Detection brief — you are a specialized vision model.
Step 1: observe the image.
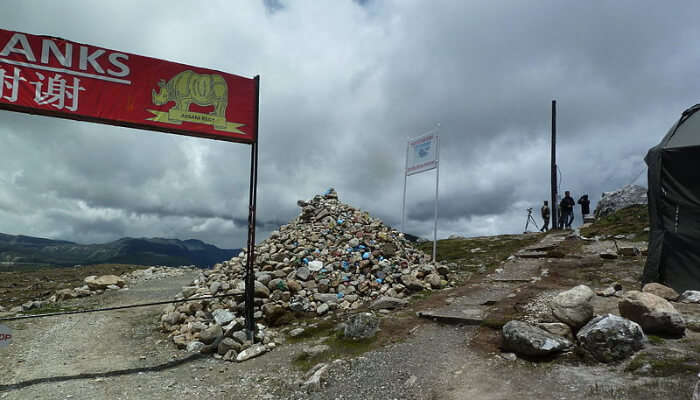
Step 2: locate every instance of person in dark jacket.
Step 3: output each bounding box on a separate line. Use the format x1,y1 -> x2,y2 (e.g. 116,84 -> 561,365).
578,194 -> 591,220
540,200 -> 550,232
559,191 -> 575,229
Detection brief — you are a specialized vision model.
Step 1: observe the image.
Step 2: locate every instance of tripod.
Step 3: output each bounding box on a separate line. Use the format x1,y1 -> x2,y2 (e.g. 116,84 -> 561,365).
524,208 -> 539,232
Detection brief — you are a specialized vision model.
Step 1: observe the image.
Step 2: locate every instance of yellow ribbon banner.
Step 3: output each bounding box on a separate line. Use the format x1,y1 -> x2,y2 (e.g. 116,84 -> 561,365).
147,109 -> 245,134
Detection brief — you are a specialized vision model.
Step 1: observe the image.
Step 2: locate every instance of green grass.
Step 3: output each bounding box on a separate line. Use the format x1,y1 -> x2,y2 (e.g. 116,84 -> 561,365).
581,205 -> 649,240
292,335 -> 377,371
626,352 -> 700,376
21,304 -> 80,315
417,234 -> 541,276
287,318 -> 380,371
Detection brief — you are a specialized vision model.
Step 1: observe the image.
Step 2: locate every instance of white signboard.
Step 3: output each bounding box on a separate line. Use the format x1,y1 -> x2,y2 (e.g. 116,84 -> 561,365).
406,133 -> 437,176
0,324 -> 12,347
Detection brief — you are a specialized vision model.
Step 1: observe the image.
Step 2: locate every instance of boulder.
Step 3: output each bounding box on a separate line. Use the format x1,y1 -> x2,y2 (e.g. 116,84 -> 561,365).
296,266 -> 310,281
186,341 -> 205,352
344,312 -> 379,339
502,320 -> 573,357
619,291 -> 685,336
369,296 -> 408,310
576,314 -> 645,363
642,283 -> 679,301
262,303 -> 286,325
678,290 -> 700,304
212,309 -> 235,326
199,325 -> 223,345
550,285 -> 595,329
236,344 -> 267,362
400,274 -> 424,291
217,337 -> 241,355
594,185 -> 648,218
254,281 -> 270,298
84,275 -> 125,290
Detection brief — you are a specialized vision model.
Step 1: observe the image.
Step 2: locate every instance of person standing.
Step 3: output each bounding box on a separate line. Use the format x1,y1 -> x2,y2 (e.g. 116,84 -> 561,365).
540,200 -> 550,232
578,194 -> 591,220
559,191 -> 575,229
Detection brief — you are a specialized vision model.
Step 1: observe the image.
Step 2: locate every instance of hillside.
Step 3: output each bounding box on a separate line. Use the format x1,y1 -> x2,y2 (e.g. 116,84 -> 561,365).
0,233 -> 241,268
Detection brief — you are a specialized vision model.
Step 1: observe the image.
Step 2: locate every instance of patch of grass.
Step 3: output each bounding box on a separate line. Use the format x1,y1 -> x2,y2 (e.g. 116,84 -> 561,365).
292,335 -> 377,371
647,335 -> 665,345
285,319 -> 338,343
21,304 -> 80,315
287,317 -> 382,372
417,234 -> 541,275
626,352 -> 700,377
581,205 -> 649,240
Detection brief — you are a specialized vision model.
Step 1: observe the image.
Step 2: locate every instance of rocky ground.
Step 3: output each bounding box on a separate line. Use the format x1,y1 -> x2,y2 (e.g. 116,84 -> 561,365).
1,201 -> 699,399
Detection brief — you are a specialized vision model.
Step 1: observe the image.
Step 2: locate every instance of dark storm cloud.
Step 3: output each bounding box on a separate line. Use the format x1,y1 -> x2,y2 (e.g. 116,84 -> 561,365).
0,1 -> 698,247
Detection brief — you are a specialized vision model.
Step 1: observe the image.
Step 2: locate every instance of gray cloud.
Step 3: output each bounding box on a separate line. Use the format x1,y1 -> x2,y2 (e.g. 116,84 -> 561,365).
0,1 -> 695,248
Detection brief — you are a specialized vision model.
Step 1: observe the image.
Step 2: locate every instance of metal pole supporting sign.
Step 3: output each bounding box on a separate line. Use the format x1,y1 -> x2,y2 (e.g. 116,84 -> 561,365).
244,76 -> 260,341
402,124 -> 440,262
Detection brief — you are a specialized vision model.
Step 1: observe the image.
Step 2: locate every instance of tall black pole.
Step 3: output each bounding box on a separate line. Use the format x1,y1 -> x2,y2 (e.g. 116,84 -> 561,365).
245,75 -> 260,341
551,100 -> 558,230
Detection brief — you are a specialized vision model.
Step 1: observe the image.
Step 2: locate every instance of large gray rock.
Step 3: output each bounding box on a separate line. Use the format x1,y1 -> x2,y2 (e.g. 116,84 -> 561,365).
576,314 -> 645,363
369,296 -> 408,310
594,184 -> 648,218
199,325 -> 223,345
212,309 -> 235,326
254,281 -> 270,298
296,266 -> 310,281
642,283 -> 679,301
550,285 -> 595,329
400,274 -> 424,291
236,344 -> 267,362
186,341 -> 205,352
344,312 -> 379,339
502,320 -> 573,357
679,290 -> 700,304
618,291 -> 685,336
84,275 -> 125,290
217,337 -> 241,355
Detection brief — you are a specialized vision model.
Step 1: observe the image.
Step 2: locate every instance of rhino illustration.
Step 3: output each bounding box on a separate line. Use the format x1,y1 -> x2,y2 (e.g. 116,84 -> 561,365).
152,70 -> 228,118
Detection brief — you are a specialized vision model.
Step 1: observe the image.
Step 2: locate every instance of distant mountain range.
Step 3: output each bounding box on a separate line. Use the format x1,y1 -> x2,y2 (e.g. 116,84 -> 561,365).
0,233 -> 241,268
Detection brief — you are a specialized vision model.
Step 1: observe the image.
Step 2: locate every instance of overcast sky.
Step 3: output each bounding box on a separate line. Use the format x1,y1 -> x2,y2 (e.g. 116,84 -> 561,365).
0,1 -> 697,249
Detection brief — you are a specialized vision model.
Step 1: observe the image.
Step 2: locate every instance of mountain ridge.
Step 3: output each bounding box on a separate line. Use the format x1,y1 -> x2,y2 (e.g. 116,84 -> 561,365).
0,233 -> 241,268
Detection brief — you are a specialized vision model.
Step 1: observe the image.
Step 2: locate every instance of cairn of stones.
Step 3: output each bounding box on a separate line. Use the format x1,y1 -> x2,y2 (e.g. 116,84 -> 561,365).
160,189 -> 450,360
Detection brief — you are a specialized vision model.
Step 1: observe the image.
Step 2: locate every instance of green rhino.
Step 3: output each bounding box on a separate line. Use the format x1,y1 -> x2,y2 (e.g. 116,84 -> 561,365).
152,70 -> 228,118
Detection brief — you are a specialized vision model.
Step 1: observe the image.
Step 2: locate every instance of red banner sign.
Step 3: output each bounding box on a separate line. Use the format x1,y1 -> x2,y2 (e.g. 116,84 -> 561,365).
0,29 -> 257,143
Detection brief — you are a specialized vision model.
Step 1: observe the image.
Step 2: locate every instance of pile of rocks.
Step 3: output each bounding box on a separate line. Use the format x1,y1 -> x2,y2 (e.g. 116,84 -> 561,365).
160,189 -> 451,361
594,184 -> 648,218
503,283 -> 690,363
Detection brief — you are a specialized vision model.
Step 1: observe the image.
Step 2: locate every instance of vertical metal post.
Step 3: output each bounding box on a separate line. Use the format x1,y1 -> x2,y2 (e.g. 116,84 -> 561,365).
401,140 -> 409,233
551,100 -> 557,231
432,134 -> 440,263
244,75 -> 260,341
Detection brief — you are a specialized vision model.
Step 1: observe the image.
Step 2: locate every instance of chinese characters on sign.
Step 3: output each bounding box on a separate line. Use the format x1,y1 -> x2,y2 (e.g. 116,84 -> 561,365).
0,67 -> 85,111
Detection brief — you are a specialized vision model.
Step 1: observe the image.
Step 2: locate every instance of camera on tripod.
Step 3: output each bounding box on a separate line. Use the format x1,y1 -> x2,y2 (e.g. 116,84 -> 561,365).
524,207 -> 538,232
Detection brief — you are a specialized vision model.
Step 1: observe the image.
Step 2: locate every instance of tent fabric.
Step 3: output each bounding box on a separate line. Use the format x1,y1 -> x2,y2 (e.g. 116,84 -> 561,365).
643,104 -> 700,292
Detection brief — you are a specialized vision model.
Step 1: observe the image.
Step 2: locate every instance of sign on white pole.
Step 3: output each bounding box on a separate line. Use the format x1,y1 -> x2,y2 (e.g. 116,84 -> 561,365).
0,324 -> 12,347
406,133 -> 437,176
401,127 -> 440,263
